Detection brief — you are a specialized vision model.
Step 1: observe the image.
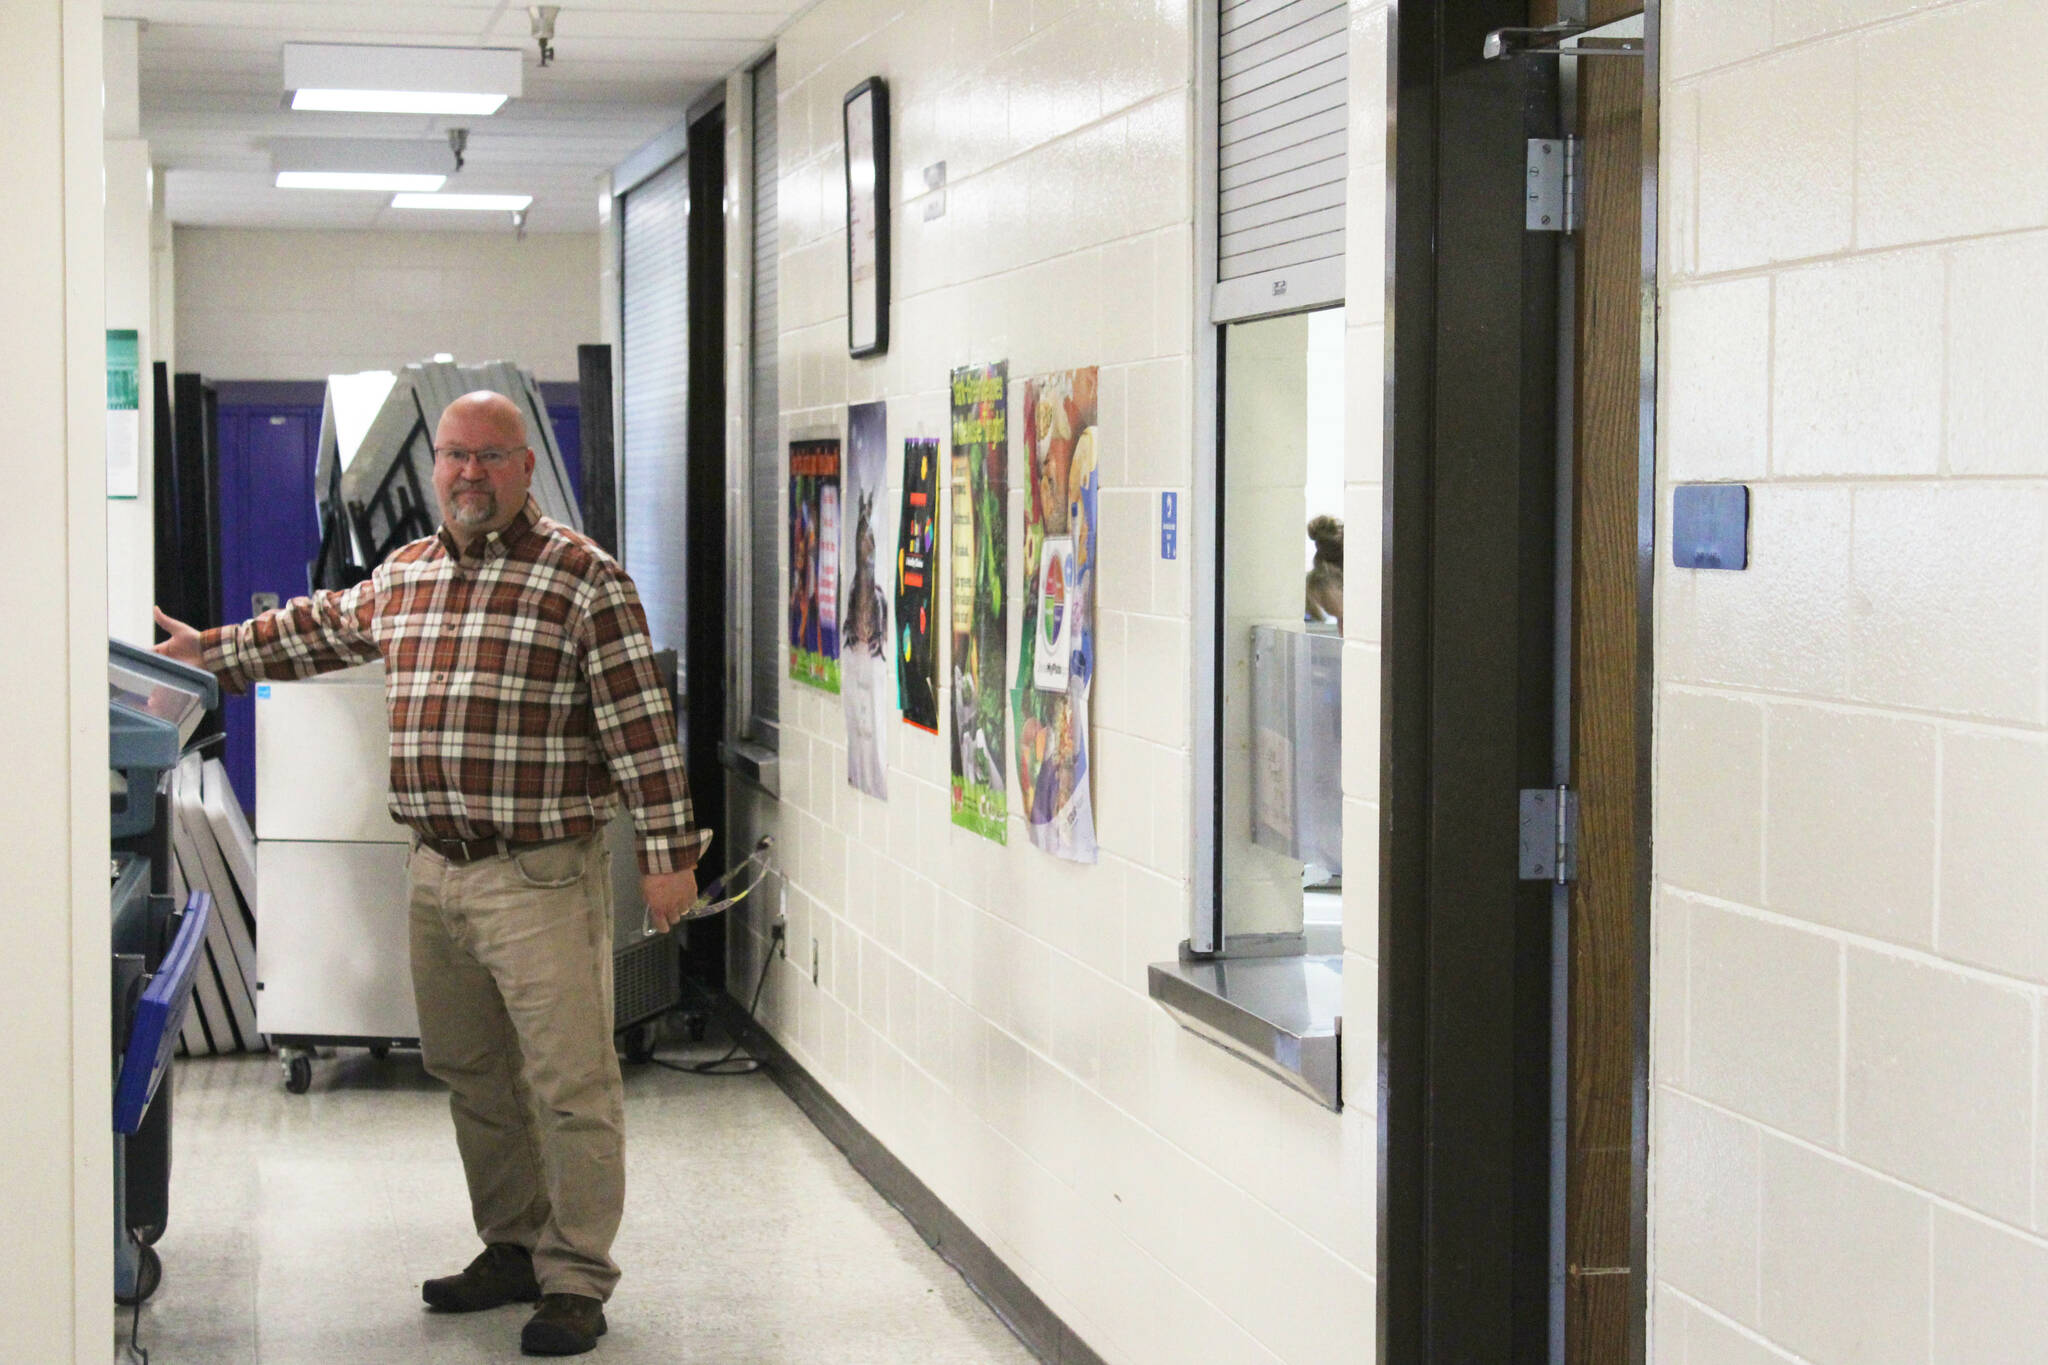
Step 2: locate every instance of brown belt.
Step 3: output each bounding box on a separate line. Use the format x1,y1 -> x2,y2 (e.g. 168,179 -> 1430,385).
416,833 -> 558,865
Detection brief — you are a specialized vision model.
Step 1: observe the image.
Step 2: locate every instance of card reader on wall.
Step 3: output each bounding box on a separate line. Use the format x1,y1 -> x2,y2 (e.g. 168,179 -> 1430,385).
1672,483 -> 1749,570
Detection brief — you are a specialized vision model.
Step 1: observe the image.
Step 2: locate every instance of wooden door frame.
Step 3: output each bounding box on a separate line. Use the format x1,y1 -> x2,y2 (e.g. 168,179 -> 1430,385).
1377,2 -> 1660,1360
1561,14 -> 1654,1359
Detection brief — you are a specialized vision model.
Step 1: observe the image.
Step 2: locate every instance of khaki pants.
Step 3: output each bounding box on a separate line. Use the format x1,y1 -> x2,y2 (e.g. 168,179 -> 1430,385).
407,832 -> 624,1301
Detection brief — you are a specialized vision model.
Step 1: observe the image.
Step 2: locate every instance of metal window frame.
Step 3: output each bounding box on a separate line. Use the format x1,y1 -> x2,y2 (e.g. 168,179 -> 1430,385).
1191,0 -> 1224,955
1194,0 -> 1355,958
722,53 -> 783,793
726,66 -> 756,751
1628,8 -> 1663,1357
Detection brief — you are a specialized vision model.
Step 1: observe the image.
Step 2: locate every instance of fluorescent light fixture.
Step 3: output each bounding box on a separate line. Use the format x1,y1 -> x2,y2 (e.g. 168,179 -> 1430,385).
391,192 -> 534,211
283,44 -> 522,116
271,140 -> 451,191
277,171 -> 448,192
292,89 -> 507,115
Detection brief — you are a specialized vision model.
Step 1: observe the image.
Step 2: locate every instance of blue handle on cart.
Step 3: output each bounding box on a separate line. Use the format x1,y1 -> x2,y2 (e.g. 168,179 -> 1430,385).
113,891 -> 211,1135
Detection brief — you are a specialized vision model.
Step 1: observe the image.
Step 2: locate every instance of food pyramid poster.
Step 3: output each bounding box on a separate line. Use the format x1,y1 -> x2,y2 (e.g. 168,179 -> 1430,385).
1011,367 -> 1099,863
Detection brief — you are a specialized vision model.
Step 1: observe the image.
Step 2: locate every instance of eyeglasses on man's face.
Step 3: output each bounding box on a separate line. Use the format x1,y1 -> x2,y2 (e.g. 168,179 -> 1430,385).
433,446 -> 525,469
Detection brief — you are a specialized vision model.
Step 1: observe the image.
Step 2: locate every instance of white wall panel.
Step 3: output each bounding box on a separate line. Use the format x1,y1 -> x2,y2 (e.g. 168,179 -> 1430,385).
175,228 -> 599,382
1655,2 -> 2048,1359
692,2 -> 1392,1361
1,0 -> 112,1355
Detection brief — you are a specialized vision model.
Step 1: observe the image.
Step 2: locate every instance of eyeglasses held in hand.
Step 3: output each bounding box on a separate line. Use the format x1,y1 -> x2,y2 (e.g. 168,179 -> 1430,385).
646,835 -> 776,934
432,446 -> 524,468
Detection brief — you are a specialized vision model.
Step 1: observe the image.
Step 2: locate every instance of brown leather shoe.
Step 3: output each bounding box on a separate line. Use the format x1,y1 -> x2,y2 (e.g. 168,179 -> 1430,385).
421,1243 -> 541,1312
521,1292 -> 608,1356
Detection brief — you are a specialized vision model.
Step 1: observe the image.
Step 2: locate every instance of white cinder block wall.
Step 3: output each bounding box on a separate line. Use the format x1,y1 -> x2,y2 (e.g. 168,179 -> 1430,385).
1654,1 -> 2048,1361
716,2 -> 1386,1361
4,2 -> 111,1356
175,228 -> 599,381
1341,1 -> 1388,1089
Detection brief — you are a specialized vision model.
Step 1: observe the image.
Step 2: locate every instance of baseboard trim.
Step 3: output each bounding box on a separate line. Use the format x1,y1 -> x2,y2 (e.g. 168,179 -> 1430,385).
705,994 -> 1109,1365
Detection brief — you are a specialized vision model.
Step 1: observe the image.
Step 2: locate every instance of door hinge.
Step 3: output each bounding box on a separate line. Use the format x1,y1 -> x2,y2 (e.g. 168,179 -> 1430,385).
1519,786 -> 1578,884
1525,137 -> 1581,235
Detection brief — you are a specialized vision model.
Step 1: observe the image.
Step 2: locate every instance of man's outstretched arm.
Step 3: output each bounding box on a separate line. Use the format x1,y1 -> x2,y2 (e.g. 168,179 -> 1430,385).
155,580 -> 380,693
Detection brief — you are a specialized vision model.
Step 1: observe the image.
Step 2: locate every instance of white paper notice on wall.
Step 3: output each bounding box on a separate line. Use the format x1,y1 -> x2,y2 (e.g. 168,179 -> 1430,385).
107,328 -> 140,499
1032,535 -> 1076,692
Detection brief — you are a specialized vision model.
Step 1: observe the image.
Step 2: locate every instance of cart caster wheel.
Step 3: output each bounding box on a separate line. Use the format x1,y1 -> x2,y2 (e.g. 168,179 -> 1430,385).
623,1024 -> 654,1064
284,1054 -> 312,1094
368,1042 -> 390,1060
685,1014 -> 709,1043
116,1244 -> 161,1307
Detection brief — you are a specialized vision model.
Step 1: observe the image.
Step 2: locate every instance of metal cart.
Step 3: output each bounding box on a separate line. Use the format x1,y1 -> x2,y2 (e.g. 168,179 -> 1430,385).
254,664 -> 695,1093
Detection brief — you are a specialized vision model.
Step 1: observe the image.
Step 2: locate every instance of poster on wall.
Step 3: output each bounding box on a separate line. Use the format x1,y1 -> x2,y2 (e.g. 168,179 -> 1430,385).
895,436 -> 941,733
948,362 -> 1008,843
107,329 -> 140,499
788,436 -> 842,692
841,400 -> 891,798
1011,368 -> 1100,863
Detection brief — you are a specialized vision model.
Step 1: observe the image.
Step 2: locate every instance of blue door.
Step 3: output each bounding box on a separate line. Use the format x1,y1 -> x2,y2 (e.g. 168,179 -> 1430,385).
216,403 -> 322,817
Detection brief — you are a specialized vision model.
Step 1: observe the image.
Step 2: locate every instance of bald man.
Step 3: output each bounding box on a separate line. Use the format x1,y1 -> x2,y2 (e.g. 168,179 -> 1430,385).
156,390 -> 706,1356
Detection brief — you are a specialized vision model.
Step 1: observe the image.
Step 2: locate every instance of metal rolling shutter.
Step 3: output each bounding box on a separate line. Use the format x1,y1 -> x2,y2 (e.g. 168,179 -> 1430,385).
747,55 -> 780,745
619,156 -> 690,654
1215,0 -> 1349,321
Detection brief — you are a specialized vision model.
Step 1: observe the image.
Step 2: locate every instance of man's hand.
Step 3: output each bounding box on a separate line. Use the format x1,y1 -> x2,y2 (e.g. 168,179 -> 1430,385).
153,607 -> 204,667
641,867 -> 699,933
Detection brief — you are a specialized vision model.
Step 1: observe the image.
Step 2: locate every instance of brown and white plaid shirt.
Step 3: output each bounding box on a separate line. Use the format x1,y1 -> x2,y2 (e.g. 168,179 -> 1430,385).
202,499 -> 708,874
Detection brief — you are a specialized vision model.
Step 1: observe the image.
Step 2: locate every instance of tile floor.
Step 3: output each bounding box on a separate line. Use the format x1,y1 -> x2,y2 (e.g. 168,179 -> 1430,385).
121,1038 -> 1037,1364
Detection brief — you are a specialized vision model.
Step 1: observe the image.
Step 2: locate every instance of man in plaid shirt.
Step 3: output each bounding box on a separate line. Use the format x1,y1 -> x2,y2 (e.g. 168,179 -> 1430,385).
155,390 -> 705,1357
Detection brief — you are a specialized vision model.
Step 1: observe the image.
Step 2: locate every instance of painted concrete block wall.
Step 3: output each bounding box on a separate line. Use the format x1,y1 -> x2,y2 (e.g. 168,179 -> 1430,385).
1654,2 -> 2048,1360
709,1 -> 1387,1361
2,1 -> 113,1355
174,228 -> 600,382
1341,0 -> 1388,1115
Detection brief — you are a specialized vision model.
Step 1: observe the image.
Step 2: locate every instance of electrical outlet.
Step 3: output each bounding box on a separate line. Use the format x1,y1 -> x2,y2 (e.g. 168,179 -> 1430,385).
810,936 -> 820,985
771,915 -> 788,958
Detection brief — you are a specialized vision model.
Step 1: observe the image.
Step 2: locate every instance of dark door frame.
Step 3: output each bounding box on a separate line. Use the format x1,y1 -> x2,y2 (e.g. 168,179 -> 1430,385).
681,99 -> 730,986
1378,3 -> 1659,1361
1381,4 -> 1560,1361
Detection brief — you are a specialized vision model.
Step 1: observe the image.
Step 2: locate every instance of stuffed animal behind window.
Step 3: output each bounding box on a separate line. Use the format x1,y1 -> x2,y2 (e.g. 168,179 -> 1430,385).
1305,514 -> 1343,630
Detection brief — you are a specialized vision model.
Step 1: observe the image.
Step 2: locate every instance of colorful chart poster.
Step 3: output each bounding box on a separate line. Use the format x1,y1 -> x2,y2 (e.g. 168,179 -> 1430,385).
949,362 -> 1008,843
895,436 -> 941,733
788,437 -> 841,692
842,401 -> 891,798
1011,367 -> 1100,863
106,329 -> 140,499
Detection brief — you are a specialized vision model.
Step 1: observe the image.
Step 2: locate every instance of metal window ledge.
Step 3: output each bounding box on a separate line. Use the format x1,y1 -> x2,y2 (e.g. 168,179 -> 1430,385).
718,739 -> 780,797
1147,950 -> 1343,1110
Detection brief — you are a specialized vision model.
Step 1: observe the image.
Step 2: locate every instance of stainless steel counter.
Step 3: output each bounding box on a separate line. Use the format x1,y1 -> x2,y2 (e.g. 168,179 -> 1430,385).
1147,951 -> 1343,1109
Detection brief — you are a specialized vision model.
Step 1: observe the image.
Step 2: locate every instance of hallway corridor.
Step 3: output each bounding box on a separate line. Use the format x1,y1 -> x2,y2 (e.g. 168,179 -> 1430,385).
125,1041 -> 1035,1363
